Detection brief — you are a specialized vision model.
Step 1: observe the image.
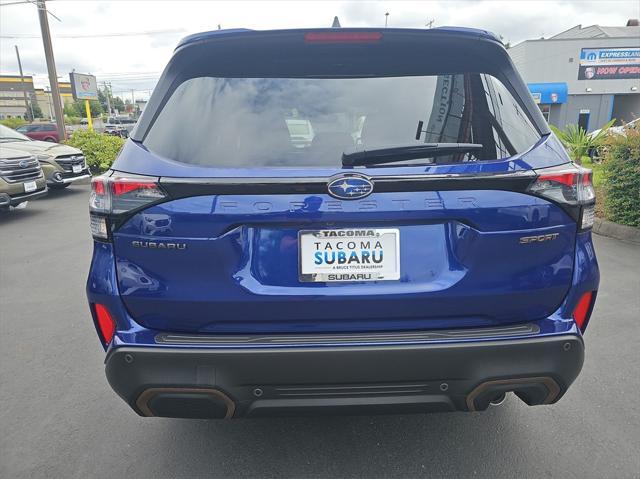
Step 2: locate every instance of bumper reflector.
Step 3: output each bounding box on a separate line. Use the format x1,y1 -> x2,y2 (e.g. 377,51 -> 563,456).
94,303 -> 116,345
573,292 -> 594,332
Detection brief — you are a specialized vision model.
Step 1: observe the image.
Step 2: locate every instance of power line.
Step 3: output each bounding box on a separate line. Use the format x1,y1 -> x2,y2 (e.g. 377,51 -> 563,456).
0,0 -> 61,21
0,1 -> 33,6
0,29 -> 184,39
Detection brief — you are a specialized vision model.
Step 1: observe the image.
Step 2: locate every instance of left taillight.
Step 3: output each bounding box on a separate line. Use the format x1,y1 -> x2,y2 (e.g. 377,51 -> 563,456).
527,164 -> 596,230
90,173 -> 166,241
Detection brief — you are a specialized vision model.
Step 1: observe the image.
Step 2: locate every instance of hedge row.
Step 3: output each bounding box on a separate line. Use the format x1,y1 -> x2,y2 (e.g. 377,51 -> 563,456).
0,118 -> 27,130
602,129 -> 640,227
65,130 -> 125,173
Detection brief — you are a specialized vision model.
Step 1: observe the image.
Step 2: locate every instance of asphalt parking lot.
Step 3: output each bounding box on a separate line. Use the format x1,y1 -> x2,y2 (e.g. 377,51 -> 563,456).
1,184 -> 639,479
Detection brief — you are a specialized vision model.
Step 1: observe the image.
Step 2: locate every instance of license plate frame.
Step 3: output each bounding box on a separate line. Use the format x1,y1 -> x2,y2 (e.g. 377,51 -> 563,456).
298,228 -> 400,283
23,181 -> 37,193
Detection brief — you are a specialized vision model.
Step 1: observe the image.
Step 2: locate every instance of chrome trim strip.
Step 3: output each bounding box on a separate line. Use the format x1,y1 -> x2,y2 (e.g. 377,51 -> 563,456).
61,173 -> 91,184
155,323 -> 540,346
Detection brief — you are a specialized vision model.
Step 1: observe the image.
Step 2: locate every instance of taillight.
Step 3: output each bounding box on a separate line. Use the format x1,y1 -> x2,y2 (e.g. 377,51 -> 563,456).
89,173 -> 166,240
528,165 -> 595,229
93,303 -> 116,345
573,291 -> 595,332
304,31 -> 383,43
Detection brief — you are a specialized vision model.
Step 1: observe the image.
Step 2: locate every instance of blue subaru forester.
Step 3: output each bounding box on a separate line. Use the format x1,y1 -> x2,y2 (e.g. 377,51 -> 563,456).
87,27 -> 599,419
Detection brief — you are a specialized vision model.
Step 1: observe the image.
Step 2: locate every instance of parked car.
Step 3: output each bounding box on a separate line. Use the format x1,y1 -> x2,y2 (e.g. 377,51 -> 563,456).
0,146 -> 47,211
15,122 -> 60,142
587,117 -> 638,159
107,116 -> 137,135
104,123 -> 129,138
87,27 -> 599,419
590,117 -> 639,139
0,125 -> 91,189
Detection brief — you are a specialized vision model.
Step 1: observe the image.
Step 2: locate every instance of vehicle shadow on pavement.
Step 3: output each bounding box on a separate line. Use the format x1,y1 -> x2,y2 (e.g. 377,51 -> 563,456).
146,401 -> 529,478
43,186 -> 89,201
0,207 -> 45,225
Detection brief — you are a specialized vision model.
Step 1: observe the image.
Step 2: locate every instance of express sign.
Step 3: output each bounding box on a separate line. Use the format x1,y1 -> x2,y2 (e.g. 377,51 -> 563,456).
580,47 -> 640,65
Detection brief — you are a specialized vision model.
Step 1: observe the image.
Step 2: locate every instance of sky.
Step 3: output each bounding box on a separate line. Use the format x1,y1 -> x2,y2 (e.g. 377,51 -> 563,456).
1,0 -> 638,100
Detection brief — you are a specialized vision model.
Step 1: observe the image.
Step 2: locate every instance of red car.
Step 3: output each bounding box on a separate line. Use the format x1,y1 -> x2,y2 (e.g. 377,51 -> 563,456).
15,123 -> 60,142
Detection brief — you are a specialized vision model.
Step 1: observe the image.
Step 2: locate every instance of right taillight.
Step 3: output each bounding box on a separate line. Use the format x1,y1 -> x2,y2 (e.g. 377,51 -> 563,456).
89,173 -> 166,240
528,165 -> 595,230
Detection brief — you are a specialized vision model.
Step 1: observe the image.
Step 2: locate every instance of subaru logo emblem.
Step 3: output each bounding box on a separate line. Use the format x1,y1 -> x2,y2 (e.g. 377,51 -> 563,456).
18,160 -> 29,168
327,174 -> 374,200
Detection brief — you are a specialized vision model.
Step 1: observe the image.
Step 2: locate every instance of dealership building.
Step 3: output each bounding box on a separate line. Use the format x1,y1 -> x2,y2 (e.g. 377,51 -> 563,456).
509,20 -> 640,132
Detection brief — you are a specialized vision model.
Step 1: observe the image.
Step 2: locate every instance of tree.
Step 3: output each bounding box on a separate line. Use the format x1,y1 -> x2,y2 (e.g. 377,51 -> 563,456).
31,103 -> 43,119
64,102 -> 78,117
112,96 -> 125,114
98,88 -> 109,113
70,99 -> 103,118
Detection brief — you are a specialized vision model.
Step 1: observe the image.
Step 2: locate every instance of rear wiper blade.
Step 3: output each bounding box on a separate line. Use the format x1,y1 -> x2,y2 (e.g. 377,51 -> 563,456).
342,143 -> 483,167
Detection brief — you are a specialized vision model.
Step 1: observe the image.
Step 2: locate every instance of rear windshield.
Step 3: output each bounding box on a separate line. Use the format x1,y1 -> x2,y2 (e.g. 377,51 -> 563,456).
143,74 -> 541,168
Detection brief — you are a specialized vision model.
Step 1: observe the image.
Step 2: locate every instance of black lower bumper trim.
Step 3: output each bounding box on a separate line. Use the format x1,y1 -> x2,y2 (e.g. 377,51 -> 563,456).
105,334 -> 584,418
6,188 -> 48,206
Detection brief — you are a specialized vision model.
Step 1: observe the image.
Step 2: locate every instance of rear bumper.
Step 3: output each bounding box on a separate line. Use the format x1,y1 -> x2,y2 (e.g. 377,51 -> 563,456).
105,333 -> 584,418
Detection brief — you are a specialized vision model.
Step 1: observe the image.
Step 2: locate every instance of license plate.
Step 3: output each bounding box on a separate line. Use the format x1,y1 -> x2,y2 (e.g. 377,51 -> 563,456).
72,164 -> 83,173
299,228 -> 400,282
24,181 -> 37,193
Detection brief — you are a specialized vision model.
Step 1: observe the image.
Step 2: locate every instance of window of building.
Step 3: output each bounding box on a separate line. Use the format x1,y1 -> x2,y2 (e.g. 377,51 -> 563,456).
539,104 -> 551,123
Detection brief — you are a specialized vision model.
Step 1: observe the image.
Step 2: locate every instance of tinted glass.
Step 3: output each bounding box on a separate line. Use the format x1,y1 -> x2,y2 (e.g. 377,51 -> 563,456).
17,125 -> 37,132
144,74 -> 540,168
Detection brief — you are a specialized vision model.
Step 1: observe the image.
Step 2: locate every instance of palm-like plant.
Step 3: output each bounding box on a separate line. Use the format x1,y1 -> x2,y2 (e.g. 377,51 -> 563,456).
550,120 -> 615,164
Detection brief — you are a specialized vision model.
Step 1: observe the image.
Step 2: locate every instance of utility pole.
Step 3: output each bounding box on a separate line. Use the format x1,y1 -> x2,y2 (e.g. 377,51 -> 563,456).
131,89 -> 135,116
45,87 -> 53,120
15,45 -> 35,121
36,0 -> 65,140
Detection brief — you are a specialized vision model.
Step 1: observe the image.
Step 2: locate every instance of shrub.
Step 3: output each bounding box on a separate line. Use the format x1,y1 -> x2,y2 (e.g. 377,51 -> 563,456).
65,129 -> 125,173
550,120 -> 614,164
602,129 -> 640,227
0,118 -> 27,130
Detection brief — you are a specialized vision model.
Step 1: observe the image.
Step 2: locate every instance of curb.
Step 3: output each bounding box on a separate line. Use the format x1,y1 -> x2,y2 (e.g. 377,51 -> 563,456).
593,218 -> 640,245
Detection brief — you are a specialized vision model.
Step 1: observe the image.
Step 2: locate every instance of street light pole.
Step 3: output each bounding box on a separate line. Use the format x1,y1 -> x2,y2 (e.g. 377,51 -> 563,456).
385,12 -> 389,28
36,0 -> 66,140
14,45 -> 35,121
